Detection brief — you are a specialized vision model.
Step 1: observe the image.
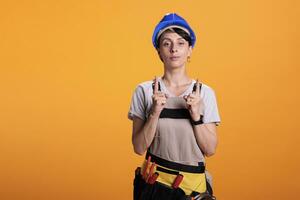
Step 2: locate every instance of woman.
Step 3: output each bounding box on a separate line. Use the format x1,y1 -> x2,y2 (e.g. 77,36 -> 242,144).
128,13 -> 221,200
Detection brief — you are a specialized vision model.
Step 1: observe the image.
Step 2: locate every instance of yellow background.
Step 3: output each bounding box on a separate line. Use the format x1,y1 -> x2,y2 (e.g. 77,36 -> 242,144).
0,1 -> 299,199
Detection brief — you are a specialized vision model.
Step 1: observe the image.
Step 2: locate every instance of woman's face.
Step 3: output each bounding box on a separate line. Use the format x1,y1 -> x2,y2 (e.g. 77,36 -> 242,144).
157,31 -> 192,69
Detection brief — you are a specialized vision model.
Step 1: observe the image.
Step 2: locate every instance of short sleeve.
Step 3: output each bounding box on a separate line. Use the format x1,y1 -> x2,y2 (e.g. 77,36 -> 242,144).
128,85 -> 147,121
203,88 -> 221,126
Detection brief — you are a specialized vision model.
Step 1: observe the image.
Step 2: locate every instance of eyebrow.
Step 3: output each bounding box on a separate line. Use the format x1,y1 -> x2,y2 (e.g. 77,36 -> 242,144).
161,37 -> 185,42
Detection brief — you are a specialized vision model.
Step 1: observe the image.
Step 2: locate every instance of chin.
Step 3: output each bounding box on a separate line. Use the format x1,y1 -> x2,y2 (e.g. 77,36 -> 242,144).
167,62 -> 185,68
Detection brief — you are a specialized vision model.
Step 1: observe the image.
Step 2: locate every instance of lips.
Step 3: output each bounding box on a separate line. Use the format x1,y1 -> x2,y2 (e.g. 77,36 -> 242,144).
170,56 -> 180,61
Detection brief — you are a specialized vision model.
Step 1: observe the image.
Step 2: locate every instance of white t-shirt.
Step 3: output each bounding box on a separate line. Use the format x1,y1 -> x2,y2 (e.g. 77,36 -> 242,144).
128,77 -> 221,125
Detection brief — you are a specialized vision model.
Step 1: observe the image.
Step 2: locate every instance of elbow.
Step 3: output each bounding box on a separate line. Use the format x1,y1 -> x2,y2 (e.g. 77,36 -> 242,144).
204,137 -> 218,157
133,147 -> 146,156
133,143 -> 146,156
132,136 -> 147,156
205,151 -> 215,157
205,148 -> 216,157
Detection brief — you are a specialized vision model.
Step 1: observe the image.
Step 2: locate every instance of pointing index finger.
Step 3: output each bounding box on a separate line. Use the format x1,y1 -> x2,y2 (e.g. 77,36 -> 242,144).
196,79 -> 201,95
153,76 -> 158,94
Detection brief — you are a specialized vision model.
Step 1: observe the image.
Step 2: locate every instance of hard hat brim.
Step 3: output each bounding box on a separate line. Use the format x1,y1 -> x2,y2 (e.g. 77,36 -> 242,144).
152,18 -> 196,49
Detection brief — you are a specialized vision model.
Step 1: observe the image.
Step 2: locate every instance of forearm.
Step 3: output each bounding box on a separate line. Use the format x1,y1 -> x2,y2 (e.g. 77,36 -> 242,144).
132,113 -> 160,155
193,124 -> 218,157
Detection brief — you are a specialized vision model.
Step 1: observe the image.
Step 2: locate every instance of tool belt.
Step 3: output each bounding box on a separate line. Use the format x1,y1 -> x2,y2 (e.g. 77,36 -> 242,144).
134,152 -> 216,200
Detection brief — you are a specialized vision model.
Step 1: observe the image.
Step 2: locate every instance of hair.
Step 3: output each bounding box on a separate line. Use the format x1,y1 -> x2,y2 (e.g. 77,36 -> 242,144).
156,27 -> 192,49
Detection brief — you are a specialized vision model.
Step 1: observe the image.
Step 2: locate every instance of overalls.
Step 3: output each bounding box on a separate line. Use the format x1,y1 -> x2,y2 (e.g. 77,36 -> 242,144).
133,82 -> 216,200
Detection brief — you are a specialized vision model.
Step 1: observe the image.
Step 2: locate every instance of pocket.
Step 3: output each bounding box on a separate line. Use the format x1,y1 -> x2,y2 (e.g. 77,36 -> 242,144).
133,167 -> 145,200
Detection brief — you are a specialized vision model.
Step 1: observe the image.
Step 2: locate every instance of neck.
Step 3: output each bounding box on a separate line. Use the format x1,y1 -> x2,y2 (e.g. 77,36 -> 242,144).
162,66 -> 191,87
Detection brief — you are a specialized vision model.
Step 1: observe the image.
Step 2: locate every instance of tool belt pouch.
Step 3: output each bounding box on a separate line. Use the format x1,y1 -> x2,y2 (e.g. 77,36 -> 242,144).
134,167 -> 187,200
133,165 -> 216,200
133,167 -> 147,200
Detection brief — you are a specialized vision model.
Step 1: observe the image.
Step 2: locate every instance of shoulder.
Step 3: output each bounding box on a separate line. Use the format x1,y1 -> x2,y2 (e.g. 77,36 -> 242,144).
199,82 -> 219,104
137,80 -> 153,89
133,80 -> 154,95
189,79 -> 216,98
201,83 -> 216,96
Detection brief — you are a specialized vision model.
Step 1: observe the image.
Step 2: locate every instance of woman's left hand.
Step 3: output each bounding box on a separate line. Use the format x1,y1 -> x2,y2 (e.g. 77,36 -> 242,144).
183,80 -> 203,121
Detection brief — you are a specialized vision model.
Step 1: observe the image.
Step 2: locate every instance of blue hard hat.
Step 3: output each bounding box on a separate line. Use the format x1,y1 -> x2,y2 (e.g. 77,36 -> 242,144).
152,13 -> 196,49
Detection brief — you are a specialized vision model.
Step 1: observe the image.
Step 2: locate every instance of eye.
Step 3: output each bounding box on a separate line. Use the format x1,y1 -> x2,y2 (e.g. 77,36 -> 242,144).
178,41 -> 185,46
163,42 -> 170,47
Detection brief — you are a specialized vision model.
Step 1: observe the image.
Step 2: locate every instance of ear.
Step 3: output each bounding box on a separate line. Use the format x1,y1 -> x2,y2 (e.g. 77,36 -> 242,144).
187,46 -> 193,57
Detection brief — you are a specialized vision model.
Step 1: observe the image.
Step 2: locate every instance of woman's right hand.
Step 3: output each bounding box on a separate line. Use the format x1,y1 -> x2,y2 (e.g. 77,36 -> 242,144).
151,76 -> 168,117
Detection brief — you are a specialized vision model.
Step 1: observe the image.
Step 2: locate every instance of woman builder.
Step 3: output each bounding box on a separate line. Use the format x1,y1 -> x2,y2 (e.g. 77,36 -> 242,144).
128,13 -> 221,200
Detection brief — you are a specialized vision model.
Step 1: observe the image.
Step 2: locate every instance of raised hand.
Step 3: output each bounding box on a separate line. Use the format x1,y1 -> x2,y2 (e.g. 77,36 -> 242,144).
183,79 -> 203,121
151,76 -> 168,117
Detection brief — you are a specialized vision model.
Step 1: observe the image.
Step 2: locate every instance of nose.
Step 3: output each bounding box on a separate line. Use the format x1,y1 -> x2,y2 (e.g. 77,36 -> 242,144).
170,44 -> 178,53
